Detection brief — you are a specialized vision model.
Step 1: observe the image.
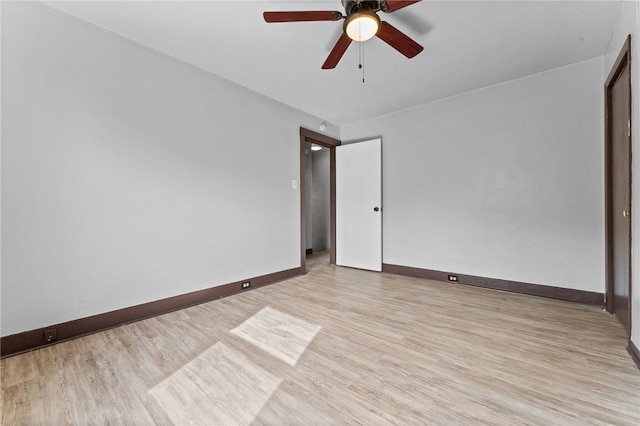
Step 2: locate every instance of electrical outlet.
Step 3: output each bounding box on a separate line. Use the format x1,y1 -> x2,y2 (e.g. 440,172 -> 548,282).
44,328 -> 57,342
447,274 -> 458,283
242,282 -> 251,289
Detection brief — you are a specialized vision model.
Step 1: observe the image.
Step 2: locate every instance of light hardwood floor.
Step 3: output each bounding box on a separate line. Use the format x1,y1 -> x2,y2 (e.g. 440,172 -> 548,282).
2,253 -> 639,425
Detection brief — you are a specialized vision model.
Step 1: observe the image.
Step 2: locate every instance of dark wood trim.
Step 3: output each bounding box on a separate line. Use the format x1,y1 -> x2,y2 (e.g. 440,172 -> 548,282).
604,35 -> 632,339
383,264 -> 604,305
629,340 -> 640,371
299,127 -> 341,274
604,76 -> 614,313
329,147 -> 337,265
605,35 -> 632,87
1,267 -> 300,359
300,132 -> 307,274
301,127 -> 341,147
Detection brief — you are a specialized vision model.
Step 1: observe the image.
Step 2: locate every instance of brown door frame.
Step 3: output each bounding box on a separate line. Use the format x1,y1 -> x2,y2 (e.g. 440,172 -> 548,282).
604,35 -> 632,337
300,127 -> 341,274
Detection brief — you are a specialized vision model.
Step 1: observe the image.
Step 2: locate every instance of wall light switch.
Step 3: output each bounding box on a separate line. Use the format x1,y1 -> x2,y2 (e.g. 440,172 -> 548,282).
292,180 -> 298,189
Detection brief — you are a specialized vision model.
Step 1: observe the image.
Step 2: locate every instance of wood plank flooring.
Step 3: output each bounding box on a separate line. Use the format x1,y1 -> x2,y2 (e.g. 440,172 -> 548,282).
2,253 -> 639,425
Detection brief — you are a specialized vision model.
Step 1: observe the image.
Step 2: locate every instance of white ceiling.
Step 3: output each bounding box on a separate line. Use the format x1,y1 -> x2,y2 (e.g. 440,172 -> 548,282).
46,1 -> 622,126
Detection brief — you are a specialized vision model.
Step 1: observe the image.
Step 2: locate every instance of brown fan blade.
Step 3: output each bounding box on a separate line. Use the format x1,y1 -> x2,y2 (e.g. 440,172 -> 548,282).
263,11 -> 342,23
322,33 -> 352,69
376,21 -> 423,58
381,0 -> 422,13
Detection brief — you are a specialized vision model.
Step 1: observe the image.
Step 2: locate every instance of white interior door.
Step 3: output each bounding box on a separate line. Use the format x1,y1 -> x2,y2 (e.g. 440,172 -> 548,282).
336,138 -> 382,271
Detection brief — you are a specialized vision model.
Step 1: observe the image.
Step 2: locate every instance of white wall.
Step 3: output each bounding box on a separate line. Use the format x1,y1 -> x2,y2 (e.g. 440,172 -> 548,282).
342,57 -> 605,293
604,1 -> 640,347
0,2 -> 339,336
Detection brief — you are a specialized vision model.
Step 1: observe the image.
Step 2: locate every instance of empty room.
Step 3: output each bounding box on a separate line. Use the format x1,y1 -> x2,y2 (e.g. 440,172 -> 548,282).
2,0 -> 639,424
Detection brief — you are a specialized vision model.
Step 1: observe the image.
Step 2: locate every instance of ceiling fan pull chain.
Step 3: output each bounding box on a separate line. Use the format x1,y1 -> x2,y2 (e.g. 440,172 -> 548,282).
359,17 -> 365,82
359,40 -> 365,83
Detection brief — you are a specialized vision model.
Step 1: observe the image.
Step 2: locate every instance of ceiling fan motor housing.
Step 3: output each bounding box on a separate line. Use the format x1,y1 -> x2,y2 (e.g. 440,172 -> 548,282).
342,0 -> 382,16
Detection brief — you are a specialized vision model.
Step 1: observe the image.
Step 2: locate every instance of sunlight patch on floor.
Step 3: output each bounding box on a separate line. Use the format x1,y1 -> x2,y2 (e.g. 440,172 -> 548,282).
231,306 -> 321,366
148,342 -> 281,425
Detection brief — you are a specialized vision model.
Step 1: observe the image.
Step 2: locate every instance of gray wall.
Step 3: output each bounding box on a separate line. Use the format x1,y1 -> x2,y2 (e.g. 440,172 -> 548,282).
0,2 -> 339,336
342,57 -> 605,293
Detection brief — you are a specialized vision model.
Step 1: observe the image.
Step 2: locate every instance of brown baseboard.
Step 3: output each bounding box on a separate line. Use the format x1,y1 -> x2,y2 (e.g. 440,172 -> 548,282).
382,263 -> 604,306
1,267 -> 300,359
629,340 -> 640,371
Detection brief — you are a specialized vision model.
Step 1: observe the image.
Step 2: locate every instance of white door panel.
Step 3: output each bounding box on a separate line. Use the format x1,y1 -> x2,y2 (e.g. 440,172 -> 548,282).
336,138 -> 382,271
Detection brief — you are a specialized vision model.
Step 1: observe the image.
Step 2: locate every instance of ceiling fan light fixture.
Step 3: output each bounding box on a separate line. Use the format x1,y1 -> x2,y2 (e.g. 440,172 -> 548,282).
344,10 -> 380,41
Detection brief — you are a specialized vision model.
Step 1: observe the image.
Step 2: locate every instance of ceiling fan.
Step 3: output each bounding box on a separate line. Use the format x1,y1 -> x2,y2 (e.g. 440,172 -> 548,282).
263,0 -> 424,69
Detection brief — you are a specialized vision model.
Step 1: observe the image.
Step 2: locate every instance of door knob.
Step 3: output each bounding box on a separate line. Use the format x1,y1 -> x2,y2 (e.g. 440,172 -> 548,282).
623,210 -> 629,217
373,207 -> 380,212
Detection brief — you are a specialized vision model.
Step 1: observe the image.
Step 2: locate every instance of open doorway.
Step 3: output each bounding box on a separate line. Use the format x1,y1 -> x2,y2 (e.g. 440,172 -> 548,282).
299,127 -> 340,274
305,142 -> 330,258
